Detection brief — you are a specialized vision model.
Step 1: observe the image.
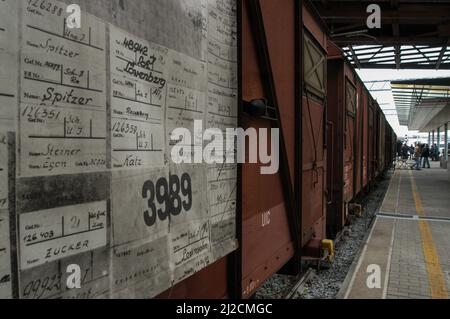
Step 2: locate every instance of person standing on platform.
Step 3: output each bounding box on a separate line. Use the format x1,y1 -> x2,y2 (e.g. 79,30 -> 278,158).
401,144 -> 409,160
411,143 -> 422,170
432,143 -> 439,161
409,144 -> 415,160
422,144 -> 430,169
419,143 -> 425,167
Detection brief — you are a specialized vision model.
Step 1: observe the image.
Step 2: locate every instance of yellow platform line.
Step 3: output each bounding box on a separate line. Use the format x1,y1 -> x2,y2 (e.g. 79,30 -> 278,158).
409,170 -> 448,299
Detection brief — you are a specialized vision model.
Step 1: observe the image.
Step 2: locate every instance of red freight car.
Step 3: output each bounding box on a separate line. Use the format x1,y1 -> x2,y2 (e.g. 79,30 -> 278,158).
354,74 -> 374,197
157,0 -> 398,299
157,0 -> 329,300
325,42 -> 357,237
240,0 -> 328,298
361,86 -> 370,190
301,0 -> 328,253
378,108 -> 387,175
324,42 -> 397,236
384,117 -> 397,171
354,77 -> 364,198
367,96 -> 377,186
240,0 -> 298,299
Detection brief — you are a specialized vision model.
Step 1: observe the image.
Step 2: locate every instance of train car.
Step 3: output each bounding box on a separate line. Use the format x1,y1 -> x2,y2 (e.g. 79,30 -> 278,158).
379,108 -> 387,175
385,125 -> 397,170
239,0 -> 328,298
361,85 -> 370,191
301,0 -> 328,256
374,102 -> 381,178
367,96 -> 377,186
158,7 -> 397,295
240,0 -> 297,299
385,124 -> 391,171
324,41 -> 398,237
325,41 -> 357,237
353,75 -> 368,198
371,101 -> 397,180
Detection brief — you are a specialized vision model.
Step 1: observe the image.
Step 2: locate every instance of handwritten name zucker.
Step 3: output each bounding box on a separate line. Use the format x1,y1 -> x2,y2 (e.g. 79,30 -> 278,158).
44,240 -> 89,260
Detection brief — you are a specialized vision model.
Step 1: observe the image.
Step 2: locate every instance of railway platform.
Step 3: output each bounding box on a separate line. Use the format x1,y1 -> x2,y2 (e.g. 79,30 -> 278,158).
339,162 -> 450,299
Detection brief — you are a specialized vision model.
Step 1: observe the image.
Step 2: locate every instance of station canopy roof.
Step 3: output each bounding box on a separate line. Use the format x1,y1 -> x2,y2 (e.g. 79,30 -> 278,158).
391,77 -> 450,131
310,0 -> 450,70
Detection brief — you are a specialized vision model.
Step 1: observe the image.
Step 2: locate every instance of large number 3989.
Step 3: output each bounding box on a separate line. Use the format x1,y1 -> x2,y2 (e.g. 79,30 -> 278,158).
142,173 -> 192,227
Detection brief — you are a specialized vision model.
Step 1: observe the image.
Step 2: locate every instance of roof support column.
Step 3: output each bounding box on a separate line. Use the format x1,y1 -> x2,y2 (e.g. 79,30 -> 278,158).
445,123 -> 449,161
432,130 -> 435,145
428,132 -> 431,146
438,127 -> 441,153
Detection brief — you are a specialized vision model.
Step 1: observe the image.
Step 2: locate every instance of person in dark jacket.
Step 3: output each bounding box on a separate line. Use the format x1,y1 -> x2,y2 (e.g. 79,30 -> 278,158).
401,144 -> 409,159
409,145 -> 415,160
422,144 -> 430,169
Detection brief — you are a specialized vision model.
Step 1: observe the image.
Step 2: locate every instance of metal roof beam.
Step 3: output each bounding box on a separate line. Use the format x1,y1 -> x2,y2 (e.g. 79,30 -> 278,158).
333,37 -> 448,46
367,55 -> 448,63
355,52 -> 449,64
355,62 -> 450,69
413,45 -> 433,63
343,45 -> 443,53
395,46 -> 401,69
436,40 -> 450,70
349,45 -> 362,69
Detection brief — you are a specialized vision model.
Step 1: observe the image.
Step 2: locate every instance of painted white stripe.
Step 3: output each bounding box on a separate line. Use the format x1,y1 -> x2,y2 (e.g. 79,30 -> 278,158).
378,214 -> 450,224
344,216 -> 379,299
382,219 -> 396,299
394,170 -> 402,214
